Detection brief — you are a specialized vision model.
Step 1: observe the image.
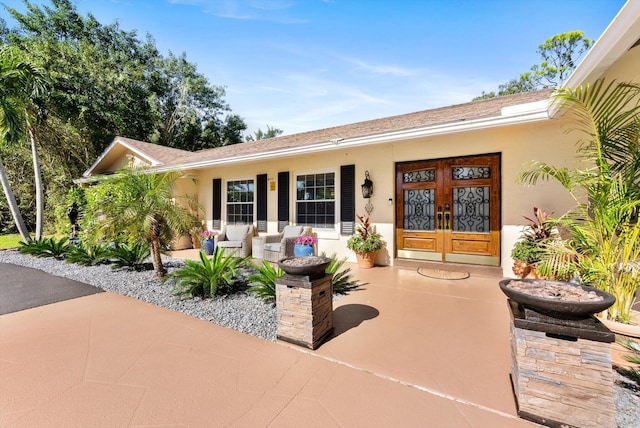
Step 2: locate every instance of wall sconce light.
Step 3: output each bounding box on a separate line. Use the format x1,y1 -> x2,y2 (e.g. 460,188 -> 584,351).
361,171 -> 373,198
361,171 -> 374,215
388,198 -> 393,206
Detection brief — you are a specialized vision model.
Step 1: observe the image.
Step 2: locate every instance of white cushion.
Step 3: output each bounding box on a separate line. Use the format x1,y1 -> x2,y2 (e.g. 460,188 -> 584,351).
218,241 -> 242,248
264,243 -> 281,252
225,225 -> 249,241
282,225 -> 303,238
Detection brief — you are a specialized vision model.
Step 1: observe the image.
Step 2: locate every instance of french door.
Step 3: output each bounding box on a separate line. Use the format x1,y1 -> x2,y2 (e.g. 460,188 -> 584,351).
395,154 -> 501,266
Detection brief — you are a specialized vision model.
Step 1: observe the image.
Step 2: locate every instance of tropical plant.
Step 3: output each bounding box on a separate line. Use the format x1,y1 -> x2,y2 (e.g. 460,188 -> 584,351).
84,167 -> 198,278
248,260 -> 283,303
518,79 -> 640,322
109,242 -> 151,271
166,247 -> 251,298
294,235 -> 317,246
346,215 -> 386,254
325,253 -> 365,295
0,45 -> 48,241
617,338 -> 640,384
18,236 -> 69,259
248,253 -> 364,303
65,243 -> 111,266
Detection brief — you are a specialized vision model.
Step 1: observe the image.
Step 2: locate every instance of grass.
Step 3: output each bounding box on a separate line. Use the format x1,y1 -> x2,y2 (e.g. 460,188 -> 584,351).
0,234 -> 22,249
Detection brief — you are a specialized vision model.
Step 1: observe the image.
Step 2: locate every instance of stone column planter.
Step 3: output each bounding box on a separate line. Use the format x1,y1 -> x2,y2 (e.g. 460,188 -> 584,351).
500,279 -> 616,428
276,257 -> 333,349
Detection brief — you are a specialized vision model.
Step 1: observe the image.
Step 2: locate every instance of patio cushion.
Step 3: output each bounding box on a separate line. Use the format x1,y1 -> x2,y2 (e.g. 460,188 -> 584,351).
217,241 -> 242,248
225,225 -> 250,241
264,243 -> 281,252
282,225 -> 304,238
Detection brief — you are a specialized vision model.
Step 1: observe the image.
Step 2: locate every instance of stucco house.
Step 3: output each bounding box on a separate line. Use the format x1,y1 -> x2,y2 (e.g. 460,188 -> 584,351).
79,1 -> 639,277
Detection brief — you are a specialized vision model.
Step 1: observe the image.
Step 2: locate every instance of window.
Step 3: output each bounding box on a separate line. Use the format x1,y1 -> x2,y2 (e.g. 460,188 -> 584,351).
296,172 -> 335,229
226,179 -> 254,224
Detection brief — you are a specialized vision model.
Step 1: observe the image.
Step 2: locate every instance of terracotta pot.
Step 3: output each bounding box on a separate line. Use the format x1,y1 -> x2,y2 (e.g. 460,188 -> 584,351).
355,251 -> 377,269
598,309 -> 640,339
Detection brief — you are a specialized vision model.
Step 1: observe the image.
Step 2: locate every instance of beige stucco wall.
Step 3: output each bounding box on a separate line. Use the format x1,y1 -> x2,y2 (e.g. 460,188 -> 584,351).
186,114 -> 583,273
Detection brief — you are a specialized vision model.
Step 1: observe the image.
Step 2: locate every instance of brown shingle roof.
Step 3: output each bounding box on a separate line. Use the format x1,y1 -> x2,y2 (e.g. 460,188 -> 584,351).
160,89 -> 553,169
116,137 -> 194,165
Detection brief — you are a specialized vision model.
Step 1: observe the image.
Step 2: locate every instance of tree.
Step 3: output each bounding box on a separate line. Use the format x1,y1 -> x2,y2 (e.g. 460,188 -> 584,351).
85,168 -> 198,279
474,31 -> 593,100
518,79 -> 640,321
0,45 -> 47,241
245,125 -> 284,142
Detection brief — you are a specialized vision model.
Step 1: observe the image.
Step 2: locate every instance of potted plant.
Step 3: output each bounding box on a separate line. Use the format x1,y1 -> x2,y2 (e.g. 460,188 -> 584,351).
200,230 -> 218,255
347,214 -> 386,268
293,235 -> 317,257
511,207 -> 553,278
518,79 -> 640,329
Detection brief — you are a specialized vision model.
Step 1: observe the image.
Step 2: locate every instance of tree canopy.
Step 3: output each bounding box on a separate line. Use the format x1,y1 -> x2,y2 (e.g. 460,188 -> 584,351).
0,0 -> 248,234
474,31 -> 593,100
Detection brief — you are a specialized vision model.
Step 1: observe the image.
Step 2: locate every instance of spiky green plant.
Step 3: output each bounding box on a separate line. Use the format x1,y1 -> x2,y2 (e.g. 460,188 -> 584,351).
325,254 -> 365,295
165,247 -> 251,298
248,260 -> 283,303
65,243 -> 111,266
617,339 -> 640,384
109,242 -> 151,271
18,237 -> 69,259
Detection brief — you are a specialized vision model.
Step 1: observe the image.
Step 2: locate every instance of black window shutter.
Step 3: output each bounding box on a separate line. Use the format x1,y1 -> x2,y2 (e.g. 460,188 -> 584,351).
256,174 -> 267,232
212,178 -> 222,229
277,171 -> 289,232
340,165 -> 355,234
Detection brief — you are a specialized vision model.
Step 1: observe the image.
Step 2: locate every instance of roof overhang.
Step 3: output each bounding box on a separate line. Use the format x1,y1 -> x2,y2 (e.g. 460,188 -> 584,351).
156,100 -> 551,173
82,137 -> 164,178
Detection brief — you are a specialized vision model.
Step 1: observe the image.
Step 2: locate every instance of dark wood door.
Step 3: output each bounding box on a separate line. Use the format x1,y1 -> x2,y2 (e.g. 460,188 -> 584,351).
395,154 -> 501,266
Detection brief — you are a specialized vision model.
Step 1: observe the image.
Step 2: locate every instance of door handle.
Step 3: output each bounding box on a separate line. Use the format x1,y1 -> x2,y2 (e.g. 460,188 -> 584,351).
444,204 -> 451,230
437,206 -> 443,230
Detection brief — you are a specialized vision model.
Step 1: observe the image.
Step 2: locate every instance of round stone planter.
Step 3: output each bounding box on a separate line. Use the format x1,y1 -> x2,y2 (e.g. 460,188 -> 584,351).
499,278 -> 615,319
278,256 -> 331,278
598,309 -> 640,339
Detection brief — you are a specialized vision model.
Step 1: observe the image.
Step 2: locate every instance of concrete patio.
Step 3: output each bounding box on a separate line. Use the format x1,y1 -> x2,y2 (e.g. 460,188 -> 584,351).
0,254 -> 541,427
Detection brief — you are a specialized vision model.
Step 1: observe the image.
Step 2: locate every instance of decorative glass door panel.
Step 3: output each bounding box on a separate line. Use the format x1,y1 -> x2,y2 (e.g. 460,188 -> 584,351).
396,154 -> 500,266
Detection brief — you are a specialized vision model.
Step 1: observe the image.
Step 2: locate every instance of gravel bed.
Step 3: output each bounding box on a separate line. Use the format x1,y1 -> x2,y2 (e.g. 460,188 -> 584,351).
0,249 -> 277,341
1,249 -> 638,426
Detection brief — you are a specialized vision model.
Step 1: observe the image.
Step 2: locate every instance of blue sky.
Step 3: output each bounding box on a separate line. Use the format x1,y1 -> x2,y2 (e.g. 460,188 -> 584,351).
1,0 -> 627,136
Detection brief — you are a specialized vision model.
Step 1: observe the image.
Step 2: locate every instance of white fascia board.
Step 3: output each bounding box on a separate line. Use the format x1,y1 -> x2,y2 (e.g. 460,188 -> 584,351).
82,138 -> 162,177
157,104 -> 551,173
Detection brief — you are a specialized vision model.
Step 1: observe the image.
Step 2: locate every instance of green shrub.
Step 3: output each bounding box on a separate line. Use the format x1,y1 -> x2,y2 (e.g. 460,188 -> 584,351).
248,260 -> 283,303
109,242 -> 151,271
248,253 -> 365,303
325,254 -> 364,295
65,243 -> 112,266
617,339 -> 640,384
18,237 -> 70,259
165,247 -> 251,298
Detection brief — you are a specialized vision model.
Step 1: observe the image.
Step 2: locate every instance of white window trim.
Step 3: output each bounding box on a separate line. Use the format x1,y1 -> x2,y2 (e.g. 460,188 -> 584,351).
293,168 -> 339,234
225,177 -> 256,225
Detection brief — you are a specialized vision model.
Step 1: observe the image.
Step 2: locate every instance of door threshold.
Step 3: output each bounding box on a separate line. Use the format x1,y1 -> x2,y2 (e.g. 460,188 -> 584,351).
394,258 -> 504,278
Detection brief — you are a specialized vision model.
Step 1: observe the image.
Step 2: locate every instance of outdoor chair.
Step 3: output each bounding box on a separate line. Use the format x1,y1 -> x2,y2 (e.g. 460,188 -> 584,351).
214,224 -> 254,257
262,225 -> 312,262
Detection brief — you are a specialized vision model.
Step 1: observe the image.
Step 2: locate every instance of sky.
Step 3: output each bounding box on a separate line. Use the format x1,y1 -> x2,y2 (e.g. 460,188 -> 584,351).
0,0 -> 628,137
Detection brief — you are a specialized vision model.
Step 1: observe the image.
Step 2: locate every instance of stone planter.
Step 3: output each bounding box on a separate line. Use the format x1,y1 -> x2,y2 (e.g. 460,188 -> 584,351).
598,309 -> 640,339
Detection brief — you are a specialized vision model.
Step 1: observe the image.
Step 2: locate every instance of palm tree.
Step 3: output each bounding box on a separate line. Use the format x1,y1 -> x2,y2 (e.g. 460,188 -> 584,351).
88,168 -> 199,279
518,79 -> 640,321
0,45 -> 48,241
